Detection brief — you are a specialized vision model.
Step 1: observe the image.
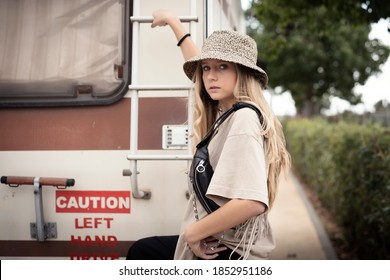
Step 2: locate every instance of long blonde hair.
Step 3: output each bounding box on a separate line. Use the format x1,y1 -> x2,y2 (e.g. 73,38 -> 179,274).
192,63 -> 291,208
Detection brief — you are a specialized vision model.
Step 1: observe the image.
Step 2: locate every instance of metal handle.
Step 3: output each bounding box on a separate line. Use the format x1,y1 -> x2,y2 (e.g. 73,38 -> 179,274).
1,176 -> 75,187
130,16 -> 198,23
1,176 -> 73,242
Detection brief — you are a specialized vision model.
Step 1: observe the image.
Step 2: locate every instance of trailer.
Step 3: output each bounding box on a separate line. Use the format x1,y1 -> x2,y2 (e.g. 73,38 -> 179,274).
0,0 -> 245,259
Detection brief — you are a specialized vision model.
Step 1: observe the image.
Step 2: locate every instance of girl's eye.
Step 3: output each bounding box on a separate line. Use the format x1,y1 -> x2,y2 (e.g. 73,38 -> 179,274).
202,65 -> 210,71
219,64 -> 228,70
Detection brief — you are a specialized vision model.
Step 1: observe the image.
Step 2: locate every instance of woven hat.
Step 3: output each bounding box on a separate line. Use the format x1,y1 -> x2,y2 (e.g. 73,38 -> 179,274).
183,30 -> 268,87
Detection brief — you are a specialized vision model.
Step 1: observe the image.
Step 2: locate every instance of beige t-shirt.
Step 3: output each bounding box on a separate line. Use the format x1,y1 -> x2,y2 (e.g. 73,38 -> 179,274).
174,108 -> 275,260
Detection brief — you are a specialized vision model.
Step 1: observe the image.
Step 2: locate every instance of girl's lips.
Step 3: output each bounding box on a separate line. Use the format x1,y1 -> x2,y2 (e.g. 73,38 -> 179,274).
208,87 -> 220,93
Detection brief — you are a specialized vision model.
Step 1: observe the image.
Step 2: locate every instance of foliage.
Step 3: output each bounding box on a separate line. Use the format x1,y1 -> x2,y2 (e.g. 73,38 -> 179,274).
285,118 -> 390,259
247,0 -> 390,26
246,0 -> 390,116
374,99 -> 390,112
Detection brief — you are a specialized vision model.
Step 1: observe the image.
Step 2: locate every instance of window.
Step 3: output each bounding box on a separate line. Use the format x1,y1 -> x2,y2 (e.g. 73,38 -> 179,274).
0,0 -> 131,107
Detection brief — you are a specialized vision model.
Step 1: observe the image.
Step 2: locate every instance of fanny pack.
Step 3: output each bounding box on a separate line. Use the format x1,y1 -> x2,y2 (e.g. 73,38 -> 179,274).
189,102 -> 264,214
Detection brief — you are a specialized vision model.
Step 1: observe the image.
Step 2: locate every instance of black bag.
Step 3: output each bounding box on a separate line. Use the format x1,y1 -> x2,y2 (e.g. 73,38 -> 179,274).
189,102 -> 263,214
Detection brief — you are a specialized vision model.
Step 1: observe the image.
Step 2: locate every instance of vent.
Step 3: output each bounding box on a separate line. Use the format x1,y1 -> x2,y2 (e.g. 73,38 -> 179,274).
162,125 -> 189,150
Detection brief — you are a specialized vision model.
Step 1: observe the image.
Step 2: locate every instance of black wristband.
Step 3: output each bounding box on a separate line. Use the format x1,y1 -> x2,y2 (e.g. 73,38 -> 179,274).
177,33 -> 191,47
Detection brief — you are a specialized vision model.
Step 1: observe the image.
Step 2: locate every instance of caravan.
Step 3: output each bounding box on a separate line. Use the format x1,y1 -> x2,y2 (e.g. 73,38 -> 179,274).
0,0 -> 245,259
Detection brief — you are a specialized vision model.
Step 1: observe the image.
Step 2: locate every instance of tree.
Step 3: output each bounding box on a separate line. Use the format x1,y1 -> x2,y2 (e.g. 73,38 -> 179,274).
248,0 -> 390,26
297,0 -> 390,26
247,0 -> 390,116
374,99 -> 390,112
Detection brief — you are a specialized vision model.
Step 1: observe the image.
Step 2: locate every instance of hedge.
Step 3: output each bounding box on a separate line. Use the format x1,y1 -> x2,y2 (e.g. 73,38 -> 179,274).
284,118 -> 390,259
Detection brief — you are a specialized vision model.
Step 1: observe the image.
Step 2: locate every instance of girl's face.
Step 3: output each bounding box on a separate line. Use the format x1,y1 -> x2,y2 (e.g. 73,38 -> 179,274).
201,59 -> 237,111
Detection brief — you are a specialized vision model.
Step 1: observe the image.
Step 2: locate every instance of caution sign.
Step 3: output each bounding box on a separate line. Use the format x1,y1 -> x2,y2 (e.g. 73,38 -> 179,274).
56,190 -> 131,213
55,190 -> 131,259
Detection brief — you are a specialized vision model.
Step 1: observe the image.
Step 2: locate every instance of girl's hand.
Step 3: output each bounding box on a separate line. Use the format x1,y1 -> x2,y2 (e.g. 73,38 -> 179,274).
151,9 -> 177,28
187,237 -> 227,260
150,9 -> 199,61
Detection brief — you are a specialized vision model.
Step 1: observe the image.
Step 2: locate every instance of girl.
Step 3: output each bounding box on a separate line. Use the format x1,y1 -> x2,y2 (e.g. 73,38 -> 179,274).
127,10 -> 290,260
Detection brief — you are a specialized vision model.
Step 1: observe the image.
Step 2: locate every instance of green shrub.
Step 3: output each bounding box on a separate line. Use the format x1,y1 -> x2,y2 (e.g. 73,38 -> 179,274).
285,118 -> 390,259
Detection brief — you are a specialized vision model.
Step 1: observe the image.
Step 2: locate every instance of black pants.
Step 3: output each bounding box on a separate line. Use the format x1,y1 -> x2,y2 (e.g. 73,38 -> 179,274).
126,235 -> 241,260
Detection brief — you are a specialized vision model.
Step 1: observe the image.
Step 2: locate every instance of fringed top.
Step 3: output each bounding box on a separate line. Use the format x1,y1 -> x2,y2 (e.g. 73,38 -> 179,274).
231,213 -> 270,259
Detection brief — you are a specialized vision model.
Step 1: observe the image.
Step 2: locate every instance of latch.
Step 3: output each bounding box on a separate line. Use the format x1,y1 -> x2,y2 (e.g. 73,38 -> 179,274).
1,176 -> 75,242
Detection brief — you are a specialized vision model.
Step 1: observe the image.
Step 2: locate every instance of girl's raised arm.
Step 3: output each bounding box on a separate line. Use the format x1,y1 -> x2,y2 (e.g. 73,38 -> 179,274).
151,9 -> 199,61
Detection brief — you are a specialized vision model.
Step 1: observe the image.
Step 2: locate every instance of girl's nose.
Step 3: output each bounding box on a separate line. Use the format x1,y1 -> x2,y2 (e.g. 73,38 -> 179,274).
206,69 -> 217,81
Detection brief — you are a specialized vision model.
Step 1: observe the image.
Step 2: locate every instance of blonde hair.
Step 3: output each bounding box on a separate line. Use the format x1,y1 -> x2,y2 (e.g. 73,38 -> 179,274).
192,63 -> 291,208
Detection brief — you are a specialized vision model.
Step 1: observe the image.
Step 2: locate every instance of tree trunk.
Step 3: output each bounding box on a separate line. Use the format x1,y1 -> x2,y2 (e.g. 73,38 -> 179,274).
299,89 -> 315,117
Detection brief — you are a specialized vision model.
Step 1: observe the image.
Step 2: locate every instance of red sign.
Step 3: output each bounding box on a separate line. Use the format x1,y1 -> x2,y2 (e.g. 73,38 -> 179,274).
56,190 -> 131,213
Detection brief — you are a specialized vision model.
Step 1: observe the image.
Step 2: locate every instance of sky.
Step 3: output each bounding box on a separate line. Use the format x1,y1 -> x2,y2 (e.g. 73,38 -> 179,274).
241,0 -> 390,116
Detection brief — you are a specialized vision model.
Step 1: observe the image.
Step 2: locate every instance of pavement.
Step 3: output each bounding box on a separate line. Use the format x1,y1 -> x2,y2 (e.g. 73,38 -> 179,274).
268,172 -> 338,260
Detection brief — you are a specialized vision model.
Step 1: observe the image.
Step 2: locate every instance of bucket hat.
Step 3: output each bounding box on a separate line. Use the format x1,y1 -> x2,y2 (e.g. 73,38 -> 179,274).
183,30 -> 268,88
